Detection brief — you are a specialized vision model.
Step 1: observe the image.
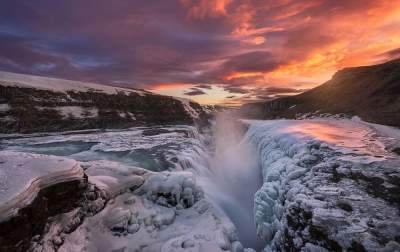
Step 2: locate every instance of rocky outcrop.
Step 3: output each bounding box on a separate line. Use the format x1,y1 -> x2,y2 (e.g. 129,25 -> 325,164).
0,71 -> 212,133
0,152 -> 105,252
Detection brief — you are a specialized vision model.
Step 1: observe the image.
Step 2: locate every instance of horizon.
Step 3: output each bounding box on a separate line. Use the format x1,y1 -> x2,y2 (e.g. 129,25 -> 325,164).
1,1 -> 400,106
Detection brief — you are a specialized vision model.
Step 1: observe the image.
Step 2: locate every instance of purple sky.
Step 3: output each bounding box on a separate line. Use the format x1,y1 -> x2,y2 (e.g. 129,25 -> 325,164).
1,0 -> 399,105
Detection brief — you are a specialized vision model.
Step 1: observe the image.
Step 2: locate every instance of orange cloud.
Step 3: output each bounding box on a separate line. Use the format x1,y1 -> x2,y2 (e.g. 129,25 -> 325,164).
181,0 -> 233,19
223,0 -> 400,94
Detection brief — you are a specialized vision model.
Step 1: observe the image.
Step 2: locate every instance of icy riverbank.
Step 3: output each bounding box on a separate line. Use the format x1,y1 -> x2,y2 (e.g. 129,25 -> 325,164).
244,119 -> 400,251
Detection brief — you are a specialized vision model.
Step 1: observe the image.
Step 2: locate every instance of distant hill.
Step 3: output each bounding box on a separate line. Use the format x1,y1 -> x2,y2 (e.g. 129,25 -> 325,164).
0,71 -> 212,133
240,59 -> 400,127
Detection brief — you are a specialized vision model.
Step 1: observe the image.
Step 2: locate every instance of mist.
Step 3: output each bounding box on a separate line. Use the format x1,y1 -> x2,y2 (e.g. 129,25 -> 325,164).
196,112 -> 265,250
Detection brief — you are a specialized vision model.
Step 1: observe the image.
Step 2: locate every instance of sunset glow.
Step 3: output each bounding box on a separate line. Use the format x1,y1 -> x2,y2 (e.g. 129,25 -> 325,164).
1,0 -> 400,105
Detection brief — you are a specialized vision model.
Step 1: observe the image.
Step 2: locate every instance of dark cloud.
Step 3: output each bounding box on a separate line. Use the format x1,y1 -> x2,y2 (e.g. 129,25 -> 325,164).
220,51 -> 279,73
0,0 -> 237,86
223,85 -> 306,96
257,86 -> 306,95
202,51 -> 282,81
226,95 -> 236,99
195,84 -> 213,89
223,85 -> 250,94
183,87 -> 206,96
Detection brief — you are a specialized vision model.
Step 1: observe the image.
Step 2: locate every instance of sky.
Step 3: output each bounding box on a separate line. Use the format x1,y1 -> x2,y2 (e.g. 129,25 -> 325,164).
1,0 -> 400,106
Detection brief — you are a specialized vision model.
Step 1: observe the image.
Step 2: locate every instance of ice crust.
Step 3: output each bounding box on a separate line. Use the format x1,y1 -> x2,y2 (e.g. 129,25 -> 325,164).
244,119 -> 400,251
59,164 -> 244,252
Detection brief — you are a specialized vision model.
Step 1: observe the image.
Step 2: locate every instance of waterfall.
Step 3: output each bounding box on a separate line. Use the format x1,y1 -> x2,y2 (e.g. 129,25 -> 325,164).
177,112 -> 266,250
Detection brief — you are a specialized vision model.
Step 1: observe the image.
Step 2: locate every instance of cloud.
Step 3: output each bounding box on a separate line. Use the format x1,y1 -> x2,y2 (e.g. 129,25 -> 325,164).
378,47 -> 400,61
181,0 -> 233,19
183,87 -> 207,96
223,85 -> 250,94
0,0 -> 399,105
210,51 -> 282,80
257,86 -> 306,95
195,84 -> 213,89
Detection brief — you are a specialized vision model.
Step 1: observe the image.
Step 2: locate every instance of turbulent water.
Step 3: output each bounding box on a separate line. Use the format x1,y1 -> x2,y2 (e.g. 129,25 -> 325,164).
2,114 -> 400,251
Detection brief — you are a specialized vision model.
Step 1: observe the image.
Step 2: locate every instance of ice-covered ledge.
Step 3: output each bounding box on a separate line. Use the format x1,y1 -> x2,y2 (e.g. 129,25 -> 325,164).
242,119 -> 400,251
0,151 -> 85,221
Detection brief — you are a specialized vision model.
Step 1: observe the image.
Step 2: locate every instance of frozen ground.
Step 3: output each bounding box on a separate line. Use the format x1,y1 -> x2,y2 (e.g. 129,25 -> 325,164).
1,117 -> 400,251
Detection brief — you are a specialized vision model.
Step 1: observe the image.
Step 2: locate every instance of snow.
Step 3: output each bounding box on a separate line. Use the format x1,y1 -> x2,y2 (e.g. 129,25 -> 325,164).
56,106 -> 99,118
242,118 -> 400,251
176,97 -> 200,119
0,103 -> 10,112
58,164 -> 243,252
84,160 -> 146,197
36,106 -> 99,119
0,151 -> 84,221
0,70 -> 149,96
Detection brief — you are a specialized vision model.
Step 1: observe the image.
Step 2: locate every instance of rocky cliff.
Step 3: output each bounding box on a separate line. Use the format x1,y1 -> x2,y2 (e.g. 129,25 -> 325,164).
0,71 -> 212,133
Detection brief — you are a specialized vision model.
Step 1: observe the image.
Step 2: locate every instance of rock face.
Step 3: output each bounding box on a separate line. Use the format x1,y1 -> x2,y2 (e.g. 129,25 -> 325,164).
240,59 -> 400,127
0,71 -> 211,133
0,152 -> 90,251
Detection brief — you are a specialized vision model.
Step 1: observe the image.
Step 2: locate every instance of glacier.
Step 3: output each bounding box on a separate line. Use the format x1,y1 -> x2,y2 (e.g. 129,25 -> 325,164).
1,116 -> 400,251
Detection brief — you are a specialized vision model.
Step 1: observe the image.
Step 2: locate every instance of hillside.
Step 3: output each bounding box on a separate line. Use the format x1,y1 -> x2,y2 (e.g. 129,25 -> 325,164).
240,59 -> 400,127
0,71 -> 211,133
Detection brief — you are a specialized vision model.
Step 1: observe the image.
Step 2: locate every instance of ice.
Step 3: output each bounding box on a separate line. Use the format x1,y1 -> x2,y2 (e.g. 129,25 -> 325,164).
1,125 -> 202,171
243,119 -> 400,251
0,151 -> 84,221
59,170 -> 243,252
84,160 -> 146,197
136,171 -> 203,209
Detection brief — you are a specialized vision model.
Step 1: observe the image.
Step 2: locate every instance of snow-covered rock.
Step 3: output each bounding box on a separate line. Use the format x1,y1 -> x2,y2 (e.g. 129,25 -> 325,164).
0,70 -> 148,96
243,119 -> 400,251
60,170 -> 243,252
0,71 -> 213,133
0,151 -> 84,221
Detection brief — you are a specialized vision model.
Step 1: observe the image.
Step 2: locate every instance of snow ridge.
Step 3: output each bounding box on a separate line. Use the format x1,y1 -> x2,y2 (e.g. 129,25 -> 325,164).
0,71 -> 148,96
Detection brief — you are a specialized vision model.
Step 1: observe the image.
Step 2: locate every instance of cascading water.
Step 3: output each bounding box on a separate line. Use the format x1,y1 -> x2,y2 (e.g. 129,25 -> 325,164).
178,112 -> 266,250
